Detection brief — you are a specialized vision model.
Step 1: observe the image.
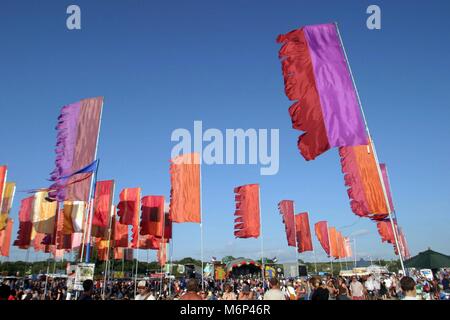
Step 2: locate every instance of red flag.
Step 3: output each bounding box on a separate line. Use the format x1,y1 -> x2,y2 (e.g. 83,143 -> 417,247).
13,197 -> 34,248
169,153 -> 201,223
33,233 -> 47,252
376,220 -> 396,244
278,200 -> 296,247
140,196 -> 164,237
295,212 -> 313,253
234,184 -> 260,239
163,212 -> 172,240
117,188 -> 141,225
0,219 -> 13,256
92,180 -> 114,227
314,221 -> 330,256
117,188 -> 141,248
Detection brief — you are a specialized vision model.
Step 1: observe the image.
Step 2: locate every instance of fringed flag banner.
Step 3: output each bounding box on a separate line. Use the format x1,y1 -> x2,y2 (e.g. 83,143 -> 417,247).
140,195 -> 164,237
158,242 -> 168,266
339,141 -> 389,220
169,153 -> 201,223
49,97 -> 103,202
337,231 -> 346,259
376,220 -> 395,245
0,165 -> 6,212
32,191 -> 57,234
314,221 -> 330,256
92,180 -> 114,227
328,227 -> 339,259
277,23 -> 368,161
117,188 -> 141,248
0,182 -> 15,231
117,188 -> 140,225
398,228 -> 410,259
13,196 -> 34,249
62,201 -> 86,234
234,184 -> 260,239
344,237 -> 353,258
33,232 -> 47,252
0,218 -> 13,257
295,212 -> 313,253
380,164 -> 395,212
278,200 -> 296,247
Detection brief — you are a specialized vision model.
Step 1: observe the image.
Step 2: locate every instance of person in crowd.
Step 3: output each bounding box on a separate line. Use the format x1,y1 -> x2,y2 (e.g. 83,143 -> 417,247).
349,276 -> 365,300
221,283 -> 236,300
135,280 -> 156,300
400,276 -> 417,300
238,284 -> 254,300
78,279 -> 94,301
180,279 -> 203,300
263,278 -> 286,300
310,277 -> 329,300
336,277 -> 350,300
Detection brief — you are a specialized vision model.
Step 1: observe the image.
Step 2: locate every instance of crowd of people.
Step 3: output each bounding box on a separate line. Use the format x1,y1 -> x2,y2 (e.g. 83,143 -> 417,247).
1,269 -> 449,301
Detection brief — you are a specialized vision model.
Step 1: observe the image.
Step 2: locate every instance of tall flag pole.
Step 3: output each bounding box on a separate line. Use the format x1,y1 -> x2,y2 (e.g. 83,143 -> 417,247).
334,23 -> 405,273
258,186 -> 264,281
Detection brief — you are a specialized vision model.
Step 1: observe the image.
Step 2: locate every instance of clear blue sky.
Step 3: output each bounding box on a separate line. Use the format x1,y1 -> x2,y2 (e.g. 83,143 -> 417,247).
1,0 -> 449,264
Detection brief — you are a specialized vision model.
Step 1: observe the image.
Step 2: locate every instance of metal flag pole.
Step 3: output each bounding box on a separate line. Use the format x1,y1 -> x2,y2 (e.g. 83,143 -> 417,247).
43,253 -> 51,299
258,186 -> 265,283
199,156 -> 204,292
160,208 -> 166,297
102,203 -> 115,300
335,22 -> 406,275
134,195 -> 141,299
83,99 -> 104,263
292,203 -> 300,277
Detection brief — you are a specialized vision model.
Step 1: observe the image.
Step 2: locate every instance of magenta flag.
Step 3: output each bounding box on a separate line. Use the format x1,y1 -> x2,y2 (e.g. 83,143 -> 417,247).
277,23 -> 368,160
49,97 -> 103,202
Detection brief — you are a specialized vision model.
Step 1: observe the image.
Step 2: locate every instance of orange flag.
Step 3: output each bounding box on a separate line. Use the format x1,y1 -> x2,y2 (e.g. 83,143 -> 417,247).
339,141 -> 389,219
169,153 -> 201,223
328,227 -> 339,259
0,219 -> 13,257
92,180 -> 114,227
157,242 -> 168,266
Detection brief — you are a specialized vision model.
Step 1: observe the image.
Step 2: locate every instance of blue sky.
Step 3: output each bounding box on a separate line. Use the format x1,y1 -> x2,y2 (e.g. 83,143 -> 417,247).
1,0 -> 449,264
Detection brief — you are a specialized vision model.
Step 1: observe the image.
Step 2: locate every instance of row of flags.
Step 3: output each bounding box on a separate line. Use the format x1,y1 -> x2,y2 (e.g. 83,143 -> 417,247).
1,22 -> 411,266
